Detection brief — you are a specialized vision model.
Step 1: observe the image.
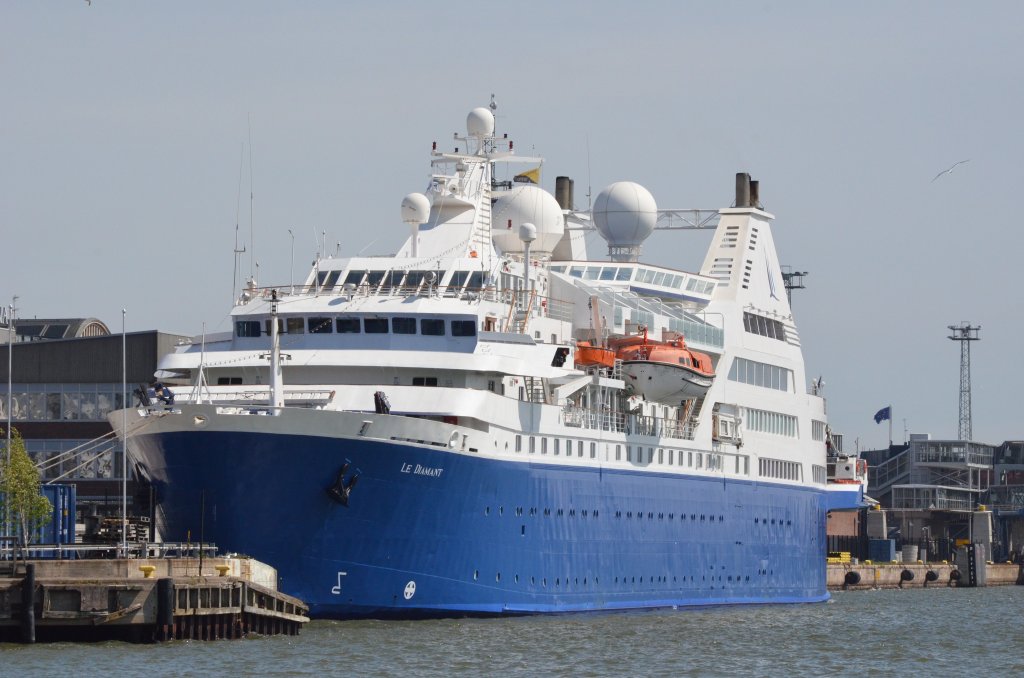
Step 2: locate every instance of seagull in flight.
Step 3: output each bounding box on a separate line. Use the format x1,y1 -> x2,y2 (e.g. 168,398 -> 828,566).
932,159 -> 970,182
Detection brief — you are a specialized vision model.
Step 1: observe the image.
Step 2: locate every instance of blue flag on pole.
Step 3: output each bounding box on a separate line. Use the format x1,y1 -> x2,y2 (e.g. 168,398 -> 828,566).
873,406 -> 891,424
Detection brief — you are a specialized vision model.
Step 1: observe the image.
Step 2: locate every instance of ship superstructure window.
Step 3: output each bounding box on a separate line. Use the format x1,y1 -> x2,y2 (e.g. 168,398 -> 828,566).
308,317 -> 333,334
365,271 -> 386,288
448,271 -> 469,289
686,278 -> 716,294
364,318 -> 388,334
451,320 -> 476,337
344,270 -> 366,286
235,320 -> 261,337
392,317 -> 416,334
616,267 -> 633,281
759,457 -> 802,481
337,317 -> 361,333
467,271 -> 484,289
743,408 -> 798,438
412,377 -> 437,387
728,357 -> 792,392
405,271 -> 431,288
743,312 -> 786,341
284,318 -> 304,334
323,271 -> 342,290
812,420 -> 827,442
421,319 -> 445,336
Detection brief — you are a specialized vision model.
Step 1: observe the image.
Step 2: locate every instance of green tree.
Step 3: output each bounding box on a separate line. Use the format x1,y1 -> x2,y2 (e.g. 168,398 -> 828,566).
1,427 -> 52,546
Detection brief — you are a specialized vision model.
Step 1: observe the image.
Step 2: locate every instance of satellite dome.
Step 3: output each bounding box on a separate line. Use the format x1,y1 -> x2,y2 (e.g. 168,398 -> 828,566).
519,222 -> 537,243
401,192 -> 431,224
490,184 -> 564,256
467,107 -> 495,139
592,181 -> 657,261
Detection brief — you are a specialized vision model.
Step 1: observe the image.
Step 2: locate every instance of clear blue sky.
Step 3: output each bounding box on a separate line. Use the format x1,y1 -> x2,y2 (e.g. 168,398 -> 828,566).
3,1 -> 1022,447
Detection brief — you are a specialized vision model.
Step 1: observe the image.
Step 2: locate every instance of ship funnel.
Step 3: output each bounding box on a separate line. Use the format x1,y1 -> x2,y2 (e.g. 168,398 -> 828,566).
750,180 -> 760,209
555,176 -> 574,210
735,173 -> 751,208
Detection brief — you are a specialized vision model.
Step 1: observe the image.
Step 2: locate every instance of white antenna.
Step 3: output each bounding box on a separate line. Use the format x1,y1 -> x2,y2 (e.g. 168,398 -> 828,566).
585,133 -> 593,210
288,229 -> 295,294
232,143 -> 246,304
248,114 -> 256,281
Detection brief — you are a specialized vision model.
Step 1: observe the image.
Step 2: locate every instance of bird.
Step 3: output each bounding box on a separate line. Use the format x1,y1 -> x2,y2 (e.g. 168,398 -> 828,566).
931,159 -> 970,182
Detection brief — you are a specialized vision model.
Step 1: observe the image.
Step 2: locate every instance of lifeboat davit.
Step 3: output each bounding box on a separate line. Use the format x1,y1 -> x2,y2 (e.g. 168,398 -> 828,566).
574,341 -> 616,369
610,327 -> 715,403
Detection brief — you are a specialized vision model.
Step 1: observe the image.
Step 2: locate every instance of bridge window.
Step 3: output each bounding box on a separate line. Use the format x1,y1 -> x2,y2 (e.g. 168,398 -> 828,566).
364,318 -> 388,334
344,270 -> 366,286
308,317 -> 333,334
285,318 -> 304,334
421,319 -> 445,336
235,320 -> 261,337
451,320 -> 476,337
392,317 -> 417,334
336,317 -> 361,333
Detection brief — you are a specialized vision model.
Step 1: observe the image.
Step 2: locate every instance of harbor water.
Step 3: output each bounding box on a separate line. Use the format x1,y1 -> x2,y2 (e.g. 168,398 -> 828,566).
3,586 -> 1022,676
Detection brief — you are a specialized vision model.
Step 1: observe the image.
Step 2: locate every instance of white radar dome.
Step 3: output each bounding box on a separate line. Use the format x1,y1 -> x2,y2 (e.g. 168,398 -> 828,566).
592,181 -> 657,261
490,184 -> 565,256
400,192 -> 431,225
467,107 -> 495,139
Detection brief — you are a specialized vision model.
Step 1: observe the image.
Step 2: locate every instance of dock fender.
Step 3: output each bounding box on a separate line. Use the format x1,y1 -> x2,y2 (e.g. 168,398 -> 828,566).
843,571 -> 861,587
898,569 -> 914,587
924,570 -> 939,586
949,569 -> 962,586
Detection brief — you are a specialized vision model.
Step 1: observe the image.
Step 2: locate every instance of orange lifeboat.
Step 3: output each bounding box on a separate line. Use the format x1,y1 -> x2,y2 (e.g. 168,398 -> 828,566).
574,341 -> 616,369
610,327 -> 715,403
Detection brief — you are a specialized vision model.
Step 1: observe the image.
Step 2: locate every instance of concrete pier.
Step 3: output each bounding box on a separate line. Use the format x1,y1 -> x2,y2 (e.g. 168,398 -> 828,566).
0,556 -> 308,643
827,561 -> 1023,590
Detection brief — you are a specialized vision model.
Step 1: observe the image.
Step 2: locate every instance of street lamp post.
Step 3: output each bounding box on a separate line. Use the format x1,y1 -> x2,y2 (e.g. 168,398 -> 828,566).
121,309 -> 127,557
4,296 -> 16,547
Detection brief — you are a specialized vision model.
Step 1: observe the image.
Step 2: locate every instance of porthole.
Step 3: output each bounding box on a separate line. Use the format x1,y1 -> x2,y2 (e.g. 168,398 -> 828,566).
496,573 -> 501,582
473,570 -> 479,580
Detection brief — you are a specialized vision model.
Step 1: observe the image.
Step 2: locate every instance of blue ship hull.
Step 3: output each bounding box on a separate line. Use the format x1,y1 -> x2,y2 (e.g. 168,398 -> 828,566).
135,429 -> 828,618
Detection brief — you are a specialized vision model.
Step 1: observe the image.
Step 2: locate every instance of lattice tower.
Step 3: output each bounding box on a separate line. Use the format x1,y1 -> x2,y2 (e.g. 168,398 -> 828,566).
947,322 -> 980,441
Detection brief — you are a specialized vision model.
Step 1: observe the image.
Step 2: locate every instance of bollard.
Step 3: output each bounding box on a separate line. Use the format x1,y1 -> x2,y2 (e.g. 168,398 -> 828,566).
21,563 -> 35,644
156,578 -> 175,642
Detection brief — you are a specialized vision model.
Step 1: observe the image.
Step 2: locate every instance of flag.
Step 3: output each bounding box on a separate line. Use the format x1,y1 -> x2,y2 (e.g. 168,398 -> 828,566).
514,166 -> 541,184
873,406 -> 891,424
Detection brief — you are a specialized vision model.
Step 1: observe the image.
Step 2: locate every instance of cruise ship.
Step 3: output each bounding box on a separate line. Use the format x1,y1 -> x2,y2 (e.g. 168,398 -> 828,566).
113,103 -> 831,617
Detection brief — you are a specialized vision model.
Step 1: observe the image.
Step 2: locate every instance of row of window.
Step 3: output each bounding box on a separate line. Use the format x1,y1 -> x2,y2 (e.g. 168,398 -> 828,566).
314,269 -> 485,293
549,264 -> 716,296
727,357 -> 792,392
743,407 -> 798,438
758,457 -> 802,481
236,316 -> 477,338
1,384 -> 126,422
26,440 -> 120,481
743,312 -> 787,342
511,435 -> 749,475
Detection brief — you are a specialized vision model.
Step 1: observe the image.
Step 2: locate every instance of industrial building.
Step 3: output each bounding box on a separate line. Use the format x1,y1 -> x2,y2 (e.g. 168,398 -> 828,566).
2,318 -> 189,539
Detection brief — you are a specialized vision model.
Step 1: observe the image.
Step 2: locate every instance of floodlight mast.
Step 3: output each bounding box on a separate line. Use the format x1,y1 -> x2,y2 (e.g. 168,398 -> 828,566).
947,322 -> 981,441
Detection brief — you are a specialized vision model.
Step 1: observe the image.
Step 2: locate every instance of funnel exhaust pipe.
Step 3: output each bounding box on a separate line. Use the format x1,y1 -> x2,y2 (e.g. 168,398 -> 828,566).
735,172 -> 751,208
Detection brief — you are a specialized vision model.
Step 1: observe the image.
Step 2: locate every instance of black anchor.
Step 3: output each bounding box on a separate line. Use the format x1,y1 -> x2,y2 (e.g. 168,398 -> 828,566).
326,462 -> 360,506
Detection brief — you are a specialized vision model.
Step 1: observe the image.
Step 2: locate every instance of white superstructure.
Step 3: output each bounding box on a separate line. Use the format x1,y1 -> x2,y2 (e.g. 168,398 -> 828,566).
152,105 -> 829,492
